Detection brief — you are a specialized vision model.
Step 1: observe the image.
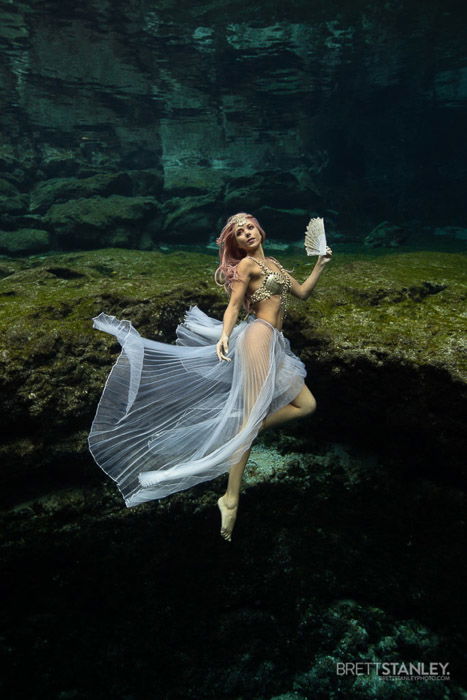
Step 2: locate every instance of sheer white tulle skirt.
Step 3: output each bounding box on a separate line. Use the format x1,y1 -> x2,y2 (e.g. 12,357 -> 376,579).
88,305 -> 306,507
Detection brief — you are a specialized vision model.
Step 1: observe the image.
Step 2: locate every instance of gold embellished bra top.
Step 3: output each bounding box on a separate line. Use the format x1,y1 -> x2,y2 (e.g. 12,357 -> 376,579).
245,256 -> 292,317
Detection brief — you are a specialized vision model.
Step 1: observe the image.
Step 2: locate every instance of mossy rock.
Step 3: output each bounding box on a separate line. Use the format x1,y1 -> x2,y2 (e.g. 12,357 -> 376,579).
30,172 -> 133,213
0,247 -> 464,495
126,168 -> 164,196
44,195 -> 159,245
163,166 -> 224,195
0,178 -> 20,197
160,194 -> 217,238
224,171 -> 313,211
0,144 -> 17,171
0,193 -> 29,215
0,229 -> 50,254
364,220 -> 409,247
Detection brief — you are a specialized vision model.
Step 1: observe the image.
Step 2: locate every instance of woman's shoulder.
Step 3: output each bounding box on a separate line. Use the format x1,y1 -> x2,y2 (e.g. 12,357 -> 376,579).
236,256 -> 256,272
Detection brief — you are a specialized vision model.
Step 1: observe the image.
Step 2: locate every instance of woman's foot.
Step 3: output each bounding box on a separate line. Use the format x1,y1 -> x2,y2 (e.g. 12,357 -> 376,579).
217,495 -> 238,542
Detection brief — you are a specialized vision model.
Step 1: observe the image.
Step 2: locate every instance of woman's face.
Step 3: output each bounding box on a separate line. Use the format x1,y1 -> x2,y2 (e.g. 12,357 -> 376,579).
234,220 -> 262,252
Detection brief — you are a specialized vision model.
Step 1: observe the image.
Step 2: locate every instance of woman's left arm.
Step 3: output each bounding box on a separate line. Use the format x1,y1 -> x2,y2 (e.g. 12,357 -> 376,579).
287,246 -> 333,300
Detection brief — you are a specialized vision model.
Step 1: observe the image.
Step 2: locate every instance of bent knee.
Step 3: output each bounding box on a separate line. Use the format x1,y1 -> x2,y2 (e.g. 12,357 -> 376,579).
299,393 -> 317,417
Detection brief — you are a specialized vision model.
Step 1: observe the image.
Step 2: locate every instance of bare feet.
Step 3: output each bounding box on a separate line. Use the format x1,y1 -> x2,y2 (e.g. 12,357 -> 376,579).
217,495 -> 238,542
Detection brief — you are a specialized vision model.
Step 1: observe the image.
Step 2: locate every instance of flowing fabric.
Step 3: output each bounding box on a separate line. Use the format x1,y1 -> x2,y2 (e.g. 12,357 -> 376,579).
88,305 -> 306,507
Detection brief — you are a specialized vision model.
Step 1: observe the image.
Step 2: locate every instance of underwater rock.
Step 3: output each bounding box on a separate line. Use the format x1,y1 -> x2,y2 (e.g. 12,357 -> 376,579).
159,194 -> 218,240
0,247 -> 464,501
0,179 -> 29,218
363,221 -> 409,248
125,169 -> 164,197
3,213 -> 46,232
0,436 -> 466,697
433,225 -> 467,241
162,163 -> 225,196
44,195 -> 159,247
41,152 -> 82,179
274,600 -> 460,698
0,1 -> 464,249
0,177 -> 21,197
0,228 -> 50,254
0,144 -> 17,172
0,191 -> 29,215
224,171 -> 314,211
30,173 -> 134,213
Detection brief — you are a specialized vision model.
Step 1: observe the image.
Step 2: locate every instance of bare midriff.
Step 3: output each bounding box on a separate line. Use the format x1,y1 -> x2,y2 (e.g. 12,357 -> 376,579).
250,297 -> 284,331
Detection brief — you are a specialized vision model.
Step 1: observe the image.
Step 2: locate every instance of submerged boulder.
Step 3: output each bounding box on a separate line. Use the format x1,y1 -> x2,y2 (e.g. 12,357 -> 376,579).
30,172 -> 134,213
364,220 -> 409,248
0,228 -> 50,254
158,194 -> 218,240
44,195 -> 159,247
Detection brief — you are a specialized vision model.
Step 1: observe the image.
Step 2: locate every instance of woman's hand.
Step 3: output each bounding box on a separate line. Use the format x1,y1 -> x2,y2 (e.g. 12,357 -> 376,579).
317,246 -> 333,267
216,333 -> 231,362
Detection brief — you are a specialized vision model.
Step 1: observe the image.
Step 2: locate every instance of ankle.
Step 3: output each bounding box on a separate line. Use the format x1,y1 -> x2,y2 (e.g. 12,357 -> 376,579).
222,494 -> 238,509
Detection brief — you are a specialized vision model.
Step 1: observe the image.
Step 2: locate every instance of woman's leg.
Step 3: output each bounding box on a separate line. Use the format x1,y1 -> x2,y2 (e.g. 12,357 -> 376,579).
218,320 -> 273,541
218,446 -> 252,541
260,384 -> 316,432
218,386 -> 316,540
218,325 -> 316,541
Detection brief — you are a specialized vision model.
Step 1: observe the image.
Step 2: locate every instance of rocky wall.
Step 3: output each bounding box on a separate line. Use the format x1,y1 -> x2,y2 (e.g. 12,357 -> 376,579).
0,0 -> 465,253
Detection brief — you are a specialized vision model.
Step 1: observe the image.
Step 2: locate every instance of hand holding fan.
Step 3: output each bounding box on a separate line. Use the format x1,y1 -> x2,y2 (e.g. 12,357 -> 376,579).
304,217 -> 328,256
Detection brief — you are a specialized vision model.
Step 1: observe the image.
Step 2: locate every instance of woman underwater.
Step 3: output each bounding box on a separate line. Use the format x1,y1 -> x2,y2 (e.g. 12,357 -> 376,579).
88,212 -> 332,541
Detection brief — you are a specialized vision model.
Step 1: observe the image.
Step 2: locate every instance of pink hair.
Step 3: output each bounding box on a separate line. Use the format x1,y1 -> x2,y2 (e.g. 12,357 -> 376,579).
214,213 -> 266,303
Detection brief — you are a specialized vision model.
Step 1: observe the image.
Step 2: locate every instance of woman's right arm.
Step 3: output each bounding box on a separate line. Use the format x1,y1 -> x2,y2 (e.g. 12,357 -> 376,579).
216,257 -> 253,362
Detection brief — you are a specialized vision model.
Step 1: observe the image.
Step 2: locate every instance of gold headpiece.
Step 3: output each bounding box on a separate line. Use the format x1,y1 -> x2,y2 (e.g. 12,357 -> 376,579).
230,214 -> 250,228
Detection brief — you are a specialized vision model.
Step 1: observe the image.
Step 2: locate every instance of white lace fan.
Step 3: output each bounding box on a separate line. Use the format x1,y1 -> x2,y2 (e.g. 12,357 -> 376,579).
304,217 -> 327,256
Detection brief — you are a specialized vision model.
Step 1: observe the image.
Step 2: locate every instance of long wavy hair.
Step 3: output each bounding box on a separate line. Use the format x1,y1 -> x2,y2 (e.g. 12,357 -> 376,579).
214,213 -> 266,302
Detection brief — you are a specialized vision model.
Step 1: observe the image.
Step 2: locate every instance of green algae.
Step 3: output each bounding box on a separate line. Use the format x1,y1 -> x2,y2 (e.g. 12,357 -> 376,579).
287,249 -> 466,379
0,247 -> 464,377
0,249 -> 217,357
0,246 -> 464,495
